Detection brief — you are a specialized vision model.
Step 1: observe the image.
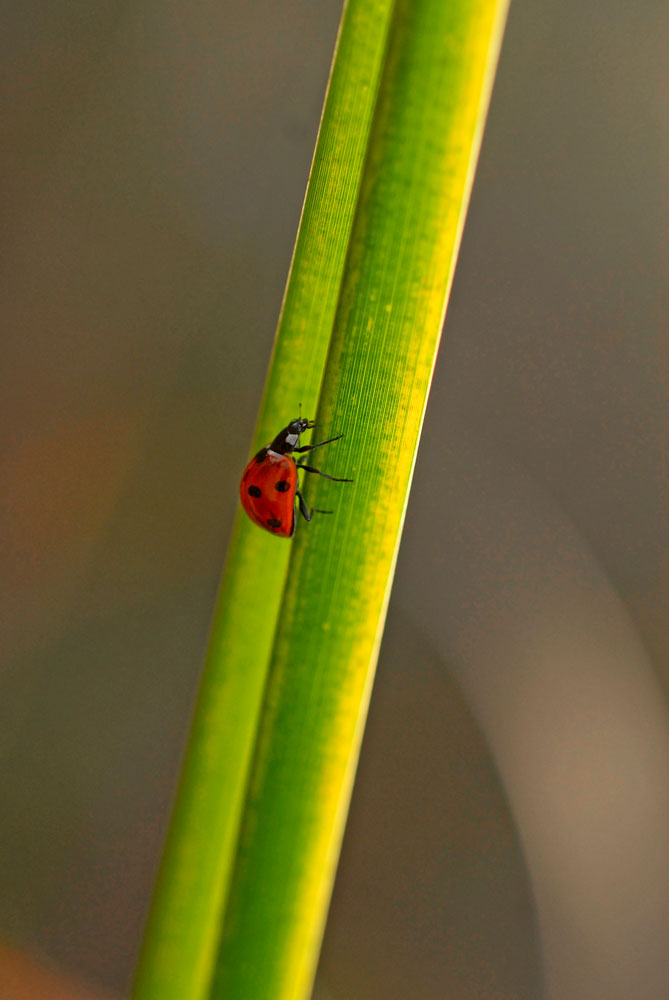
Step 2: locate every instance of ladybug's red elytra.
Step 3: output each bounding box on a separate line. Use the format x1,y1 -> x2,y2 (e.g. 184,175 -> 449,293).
240,418 -> 351,537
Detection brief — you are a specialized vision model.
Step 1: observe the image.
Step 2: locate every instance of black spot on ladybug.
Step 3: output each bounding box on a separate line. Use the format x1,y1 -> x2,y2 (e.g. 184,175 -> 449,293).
275,480 -> 290,492
254,448 -> 268,464
247,485 -> 262,498
267,517 -> 282,529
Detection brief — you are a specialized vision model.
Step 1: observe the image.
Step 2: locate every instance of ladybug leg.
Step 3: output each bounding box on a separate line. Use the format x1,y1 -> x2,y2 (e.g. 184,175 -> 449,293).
296,489 -> 332,523
296,490 -> 312,522
297,462 -> 353,483
293,434 -> 343,454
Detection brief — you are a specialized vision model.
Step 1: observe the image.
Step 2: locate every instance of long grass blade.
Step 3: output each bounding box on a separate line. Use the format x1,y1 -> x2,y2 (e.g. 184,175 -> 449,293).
132,3 -> 395,997
211,1 -> 509,998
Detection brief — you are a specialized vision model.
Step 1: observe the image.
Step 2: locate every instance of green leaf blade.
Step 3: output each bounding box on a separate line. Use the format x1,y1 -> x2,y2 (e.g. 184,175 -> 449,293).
132,3 -> 395,998
212,1 -> 509,998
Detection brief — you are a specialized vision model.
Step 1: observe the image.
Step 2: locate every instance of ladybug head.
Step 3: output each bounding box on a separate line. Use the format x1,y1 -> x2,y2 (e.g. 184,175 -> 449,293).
269,417 -> 315,455
287,417 -> 315,436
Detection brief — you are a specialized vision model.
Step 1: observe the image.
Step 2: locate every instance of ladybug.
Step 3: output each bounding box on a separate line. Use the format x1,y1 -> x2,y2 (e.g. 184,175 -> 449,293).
240,418 -> 351,537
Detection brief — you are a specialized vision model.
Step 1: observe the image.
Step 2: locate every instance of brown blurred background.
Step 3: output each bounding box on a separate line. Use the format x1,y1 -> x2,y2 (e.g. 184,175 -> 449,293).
1,0 -> 666,998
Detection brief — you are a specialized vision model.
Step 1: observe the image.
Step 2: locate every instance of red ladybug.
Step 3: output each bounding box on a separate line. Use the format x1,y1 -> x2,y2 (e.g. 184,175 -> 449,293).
240,418 -> 351,537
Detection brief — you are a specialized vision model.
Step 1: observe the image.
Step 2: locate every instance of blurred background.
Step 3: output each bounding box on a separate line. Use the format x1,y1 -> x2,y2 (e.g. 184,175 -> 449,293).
1,0 -> 666,997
